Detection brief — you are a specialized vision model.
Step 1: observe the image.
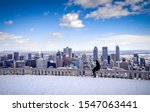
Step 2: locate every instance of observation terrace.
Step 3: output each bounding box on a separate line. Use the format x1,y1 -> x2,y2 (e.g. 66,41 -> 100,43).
0,68 -> 150,80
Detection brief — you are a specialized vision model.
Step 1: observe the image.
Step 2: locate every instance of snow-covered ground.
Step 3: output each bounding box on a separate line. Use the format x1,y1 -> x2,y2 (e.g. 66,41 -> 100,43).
0,75 -> 150,95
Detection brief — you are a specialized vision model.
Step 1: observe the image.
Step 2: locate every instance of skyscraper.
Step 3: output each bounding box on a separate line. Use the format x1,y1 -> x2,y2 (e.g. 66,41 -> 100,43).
93,46 -> 98,62
110,53 -> 116,61
14,52 -> 19,61
140,58 -> 145,67
63,47 -> 72,58
56,51 -> 63,67
41,53 -> 44,58
7,54 -> 13,60
0,55 -> 7,61
19,56 -> 24,60
28,53 -> 32,60
116,45 -> 120,61
134,53 -> 139,65
102,47 -> 108,61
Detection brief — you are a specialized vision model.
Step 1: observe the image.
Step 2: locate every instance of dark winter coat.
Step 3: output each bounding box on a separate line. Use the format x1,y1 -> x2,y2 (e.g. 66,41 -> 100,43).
95,60 -> 100,70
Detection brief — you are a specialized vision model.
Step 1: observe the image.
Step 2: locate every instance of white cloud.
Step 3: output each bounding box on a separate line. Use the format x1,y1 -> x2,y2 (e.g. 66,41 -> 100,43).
50,32 -> 64,39
0,32 -> 41,51
68,0 -> 112,8
97,34 -> 150,45
115,0 -> 142,6
0,32 -> 21,40
84,34 -> 150,50
60,13 -> 84,28
85,0 -> 150,19
69,0 -> 150,19
85,5 -> 130,19
4,20 -> 13,25
116,0 -> 148,11
61,34 -> 150,51
15,38 -> 29,44
0,32 -> 29,44
124,0 -> 144,5
131,5 -> 142,11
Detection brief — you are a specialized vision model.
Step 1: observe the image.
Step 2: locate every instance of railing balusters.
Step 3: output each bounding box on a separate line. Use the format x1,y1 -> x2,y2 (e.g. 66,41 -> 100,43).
0,68 -> 150,80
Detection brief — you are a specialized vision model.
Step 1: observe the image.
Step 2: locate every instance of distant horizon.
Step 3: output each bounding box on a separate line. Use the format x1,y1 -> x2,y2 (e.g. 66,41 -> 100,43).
1,49 -> 150,53
1,49 -> 150,52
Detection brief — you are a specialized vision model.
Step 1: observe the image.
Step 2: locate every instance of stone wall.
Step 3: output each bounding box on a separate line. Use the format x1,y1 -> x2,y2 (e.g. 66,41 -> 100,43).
0,68 -> 150,80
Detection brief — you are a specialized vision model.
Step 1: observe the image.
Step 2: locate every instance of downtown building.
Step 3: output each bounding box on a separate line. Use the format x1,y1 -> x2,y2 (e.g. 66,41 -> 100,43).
102,47 -> 108,62
28,53 -> 32,60
63,47 -> 72,58
36,58 -> 47,68
116,45 -> 120,61
14,52 -> 19,61
133,53 -> 139,65
93,46 -> 98,62
56,51 -> 63,68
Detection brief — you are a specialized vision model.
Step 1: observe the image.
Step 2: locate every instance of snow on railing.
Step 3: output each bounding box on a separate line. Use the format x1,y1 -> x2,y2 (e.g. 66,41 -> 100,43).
0,68 -> 150,80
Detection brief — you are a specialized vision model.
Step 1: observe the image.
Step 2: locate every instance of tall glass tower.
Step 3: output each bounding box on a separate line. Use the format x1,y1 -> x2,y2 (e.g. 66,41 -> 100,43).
102,47 -> 108,61
116,45 -> 120,61
134,53 -> 139,65
93,46 -> 98,62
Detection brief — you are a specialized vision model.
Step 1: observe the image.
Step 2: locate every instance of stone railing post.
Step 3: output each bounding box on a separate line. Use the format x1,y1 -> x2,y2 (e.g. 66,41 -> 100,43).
84,69 -> 92,76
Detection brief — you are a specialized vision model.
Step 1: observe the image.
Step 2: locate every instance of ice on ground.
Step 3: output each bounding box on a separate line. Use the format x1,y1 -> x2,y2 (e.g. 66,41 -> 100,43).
0,75 -> 150,95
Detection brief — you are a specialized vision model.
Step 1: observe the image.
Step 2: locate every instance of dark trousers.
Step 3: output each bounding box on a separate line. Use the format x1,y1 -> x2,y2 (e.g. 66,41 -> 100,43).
92,67 -> 99,77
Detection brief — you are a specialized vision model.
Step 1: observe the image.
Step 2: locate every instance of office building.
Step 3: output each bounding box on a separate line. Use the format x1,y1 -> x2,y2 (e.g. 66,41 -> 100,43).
56,51 -> 63,67
28,53 -> 32,60
1,55 -> 7,61
110,60 -> 114,68
20,56 -> 24,60
110,53 -> 116,61
63,54 -> 71,67
34,53 -> 40,60
116,45 -> 120,61
14,52 -> 19,61
93,46 -> 98,62
133,53 -> 139,65
36,58 -> 47,68
41,53 -> 44,58
26,60 -> 36,68
5,60 -> 13,68
63,47 -> 72,58
140,58 -> 145,67
102,47 -> 108,61
16,61 -> 25,68
7,54 -> 13,60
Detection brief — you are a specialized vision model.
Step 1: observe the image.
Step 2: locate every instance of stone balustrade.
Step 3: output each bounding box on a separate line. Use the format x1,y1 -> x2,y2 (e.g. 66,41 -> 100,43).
0,68 -> 150,80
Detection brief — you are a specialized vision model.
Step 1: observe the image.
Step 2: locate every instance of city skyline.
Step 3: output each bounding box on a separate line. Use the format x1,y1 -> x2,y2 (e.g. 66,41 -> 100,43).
0,45 -> 149,70
0,0 -> 150,51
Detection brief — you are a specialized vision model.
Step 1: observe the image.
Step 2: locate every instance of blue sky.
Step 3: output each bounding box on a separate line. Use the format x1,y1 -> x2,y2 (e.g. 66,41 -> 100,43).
0,0 -> 150,51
